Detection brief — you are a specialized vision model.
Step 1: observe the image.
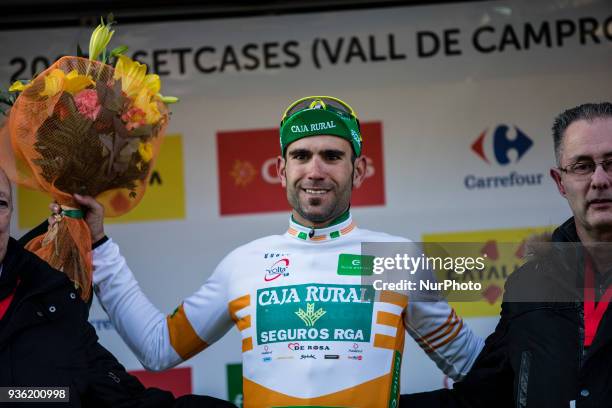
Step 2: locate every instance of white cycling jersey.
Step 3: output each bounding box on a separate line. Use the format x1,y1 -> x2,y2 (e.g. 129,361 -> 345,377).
93,213 -> 484,407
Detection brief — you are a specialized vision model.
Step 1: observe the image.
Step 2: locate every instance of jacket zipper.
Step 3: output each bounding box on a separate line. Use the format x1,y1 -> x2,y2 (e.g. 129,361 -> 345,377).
517,350 -> 532,408
578,303 -> 585,368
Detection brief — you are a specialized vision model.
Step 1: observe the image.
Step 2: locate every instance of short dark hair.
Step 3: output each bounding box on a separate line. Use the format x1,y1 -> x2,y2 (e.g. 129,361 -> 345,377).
552,102 -> 612,164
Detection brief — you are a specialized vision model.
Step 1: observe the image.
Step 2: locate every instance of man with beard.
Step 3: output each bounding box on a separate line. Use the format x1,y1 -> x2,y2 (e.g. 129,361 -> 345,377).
71,96 -> 484,407
402,102 -> 612,407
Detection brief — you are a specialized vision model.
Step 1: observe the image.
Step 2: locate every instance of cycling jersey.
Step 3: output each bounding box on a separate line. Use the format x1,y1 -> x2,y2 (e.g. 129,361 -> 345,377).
93,213 -> 484,407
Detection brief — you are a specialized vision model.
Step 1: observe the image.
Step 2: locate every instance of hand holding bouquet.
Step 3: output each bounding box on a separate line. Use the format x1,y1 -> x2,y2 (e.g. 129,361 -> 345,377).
0,17 -> 177,300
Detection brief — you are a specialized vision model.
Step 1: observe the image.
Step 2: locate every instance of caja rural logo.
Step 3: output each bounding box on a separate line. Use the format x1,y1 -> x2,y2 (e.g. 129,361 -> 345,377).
465,125 -> 543,190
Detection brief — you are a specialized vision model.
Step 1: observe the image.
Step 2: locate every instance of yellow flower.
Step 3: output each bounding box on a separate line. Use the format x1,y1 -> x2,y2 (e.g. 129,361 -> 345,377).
89,18 -> 115,62
138,142 -> 153,163
63,70 -> 95,95
38,69 -> 94,98
133,88 -> 161,125
114,55 -> 164,124
114,55 -> 147,98
9,80 -> 31,92
144,101 -> 161,125
39,69 -> 66,97
143,74 -> 160,95
114,55 -> 161,99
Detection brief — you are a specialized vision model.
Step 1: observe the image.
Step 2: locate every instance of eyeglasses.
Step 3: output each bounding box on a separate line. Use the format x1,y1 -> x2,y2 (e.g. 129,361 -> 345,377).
559,158 -> 612,176
280,96 -> 359,125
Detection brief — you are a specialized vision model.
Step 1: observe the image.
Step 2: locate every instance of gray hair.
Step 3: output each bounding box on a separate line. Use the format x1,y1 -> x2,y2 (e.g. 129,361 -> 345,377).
552,102 -> 612,165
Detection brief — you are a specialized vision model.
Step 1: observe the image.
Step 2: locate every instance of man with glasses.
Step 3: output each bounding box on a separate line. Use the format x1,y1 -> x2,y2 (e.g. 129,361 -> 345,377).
402,102 -> 612,407
70,96 -> 484,407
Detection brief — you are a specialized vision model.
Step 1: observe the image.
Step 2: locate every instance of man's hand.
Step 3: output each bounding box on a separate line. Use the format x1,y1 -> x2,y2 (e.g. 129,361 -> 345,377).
49,194 -> 106,243
74,194 -> 105,242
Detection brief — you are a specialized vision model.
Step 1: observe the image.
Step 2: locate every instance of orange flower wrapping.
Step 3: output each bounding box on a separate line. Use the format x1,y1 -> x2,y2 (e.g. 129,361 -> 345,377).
0,56 -> 169,300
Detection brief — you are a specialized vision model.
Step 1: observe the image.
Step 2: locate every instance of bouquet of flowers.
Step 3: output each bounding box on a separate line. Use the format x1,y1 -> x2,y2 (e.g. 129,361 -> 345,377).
0,16 -> 177,300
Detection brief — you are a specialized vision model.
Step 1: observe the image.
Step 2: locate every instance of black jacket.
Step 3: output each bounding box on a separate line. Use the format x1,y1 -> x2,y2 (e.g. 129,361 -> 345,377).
0,237 -> 235,408
402,218 -> 612,408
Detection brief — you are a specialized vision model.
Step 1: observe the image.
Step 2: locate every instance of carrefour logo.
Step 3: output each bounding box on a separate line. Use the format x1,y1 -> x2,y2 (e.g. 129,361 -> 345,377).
465,124 -> 543,190
471,125 -> 533,165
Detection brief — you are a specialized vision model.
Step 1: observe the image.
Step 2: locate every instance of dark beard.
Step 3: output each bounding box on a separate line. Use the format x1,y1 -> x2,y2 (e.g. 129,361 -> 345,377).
296,197 -> 336,224
288,167 -> 354,225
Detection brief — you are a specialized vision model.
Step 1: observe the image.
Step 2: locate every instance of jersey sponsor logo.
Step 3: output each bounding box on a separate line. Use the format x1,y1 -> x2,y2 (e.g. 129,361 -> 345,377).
295,303 -> 326,326
264,258 -> 290,282
389,351 -> 402,407
260,345 -> 273,355
325,354 -> 340,359
263,252 -> 290,259
347,355 -> 363,360
262,357 -> 272,362
300,354 -> 317,360
287,343 -> 330,351
257,284 -> 372,306
337,254 -> 374,276
256,284 -> 374,345
348,343 -> 363,353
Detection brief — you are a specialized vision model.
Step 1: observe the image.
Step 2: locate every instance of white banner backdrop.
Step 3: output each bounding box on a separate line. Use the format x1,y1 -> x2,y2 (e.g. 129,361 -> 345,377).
3,0 -> 612,401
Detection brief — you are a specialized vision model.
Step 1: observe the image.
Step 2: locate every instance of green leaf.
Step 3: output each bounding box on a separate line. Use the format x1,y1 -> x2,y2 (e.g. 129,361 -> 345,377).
99,133 -> 114,153
77,43 -> 85,58
0,94 -> 13,105
117,138 -> 139,165
159,95 -> 179,104
128,124 -> 153,139
110,45 -> 128,58
96,81 -> 126,113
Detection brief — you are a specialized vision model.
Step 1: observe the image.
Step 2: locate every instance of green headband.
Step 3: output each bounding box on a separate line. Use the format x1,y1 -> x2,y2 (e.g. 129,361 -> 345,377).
280,104 -> 362,156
